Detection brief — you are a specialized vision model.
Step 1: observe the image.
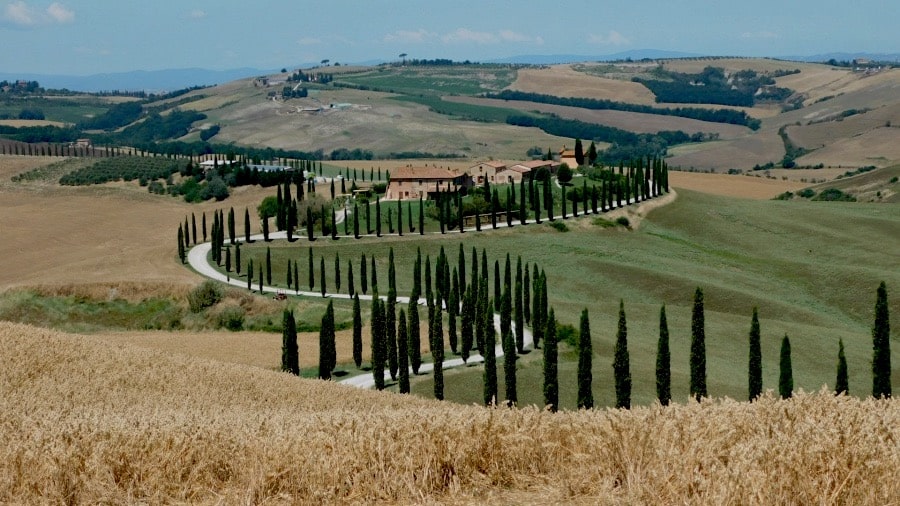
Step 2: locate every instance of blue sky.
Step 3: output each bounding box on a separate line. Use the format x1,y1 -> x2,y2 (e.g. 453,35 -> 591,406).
1,0 -> 898,75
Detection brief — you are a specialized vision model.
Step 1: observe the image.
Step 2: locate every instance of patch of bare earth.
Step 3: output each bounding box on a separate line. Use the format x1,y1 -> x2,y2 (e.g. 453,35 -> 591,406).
669,171 -> 809,199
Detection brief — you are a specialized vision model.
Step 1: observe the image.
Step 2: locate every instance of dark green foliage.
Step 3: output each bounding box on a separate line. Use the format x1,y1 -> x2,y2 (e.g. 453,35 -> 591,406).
334,253 -> 341,293
523,266 -> 531,325
748,307 -> 763,401
285,258 -> 292,287
779,334 -> 793,399
347,259 -> 355,297
386,292 -> 398,381
543,307 -> 558,412
656,305 -> 671,406
281,309 -> 299,375
577,308 -> 593,410
514,257 -> 524,353
370,255 -> 378,294
293,260 -> 299,294
460,286 -> 473,363
266,247 -> 272,285
320,256 -> 326,297
690,287 -> 707,401
352,294 -> 362,368
60,156 -> 183,186
408,302 -> 421,374
246,259 -> 253,291
319,301 -> 336,380
872,281 -> 891,399
419,196 -> 424,235
501,281 -> 516,407
308,248 -> 314,290
177,225 -> 185,263
433,353 -> 444,401
836,339 -> 849,395
448,276 -> 459,355
360,254 -> 367,295
371,294 -> 385,390
613,300 -> 631,409
483,300 -> 498,406
398,309 -> 410,393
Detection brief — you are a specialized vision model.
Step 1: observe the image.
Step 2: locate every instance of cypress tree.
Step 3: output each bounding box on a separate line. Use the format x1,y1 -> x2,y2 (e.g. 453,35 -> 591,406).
319,300 -> 336,380
202,212 -> 207,243
308,247 -> 314,290
432,297 -> 444,401
375,196 -> 382,237
515,257 -> 524,353
458,243 -> 466,293
523,266 -> 531,324
689,287 -> 707,401
835,339 -> 849,395
247,259 -> 253,291
259,264 -> 264,294
353,203 -> 360,239
177,225 -> 185,263
371,294 -> 385,390
448,277 -> 459,354
293,260 -> 299,294
483,300 -> 498,406
370,255 -> 378,293
184,217 -> 191,246
334,253 -> 341,293
228,207 -> 235,244
748,307 -> 763,401
266,247 -> 272,285
490,189 -> 498,229
352,294 -> 362,368
331,207 -> 337,240
656,305 -> 671,406
531,268 -> 542,349
494,260 -> 501,304
360,254 -> 367,295
365,201 -> 371,234
191,213 -> 198,245
419,196 -> 425,235
779,334 -> 793,399
397,198 -> 403,236
461,285 -> 473,362
386,291 -> 398,381
276,185 -> 284,231
235,243 -> 241,275
281,309 -> 299,375
398,309 -> 410,393
503,299 -> 517,407
872,281 -> 891,399
408,301 -> 422,374
286,258 -> 292,287
543,307 -> 558,412
424,256 -> 432,303
225,247 -> 231,274
613,300 -> 631,409
577,308 -> 593,409
263,213 -> 270,241
408,201 -> 414,233
348,259 -> 355,296
561,185 -> 567,219
320,256 -> 326,297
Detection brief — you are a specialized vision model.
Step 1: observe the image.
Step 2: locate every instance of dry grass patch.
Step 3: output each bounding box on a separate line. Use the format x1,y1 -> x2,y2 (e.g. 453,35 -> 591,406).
509,65 -> 657,104
798,127 -> 900,168
0,119 -> 67,127
1,321 -> 898,504
667,130 -> 785,171
669,171 -> 809,199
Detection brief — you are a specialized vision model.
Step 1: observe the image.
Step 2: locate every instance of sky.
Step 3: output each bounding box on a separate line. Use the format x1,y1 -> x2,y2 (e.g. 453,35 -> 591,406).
1,0 -> 898,75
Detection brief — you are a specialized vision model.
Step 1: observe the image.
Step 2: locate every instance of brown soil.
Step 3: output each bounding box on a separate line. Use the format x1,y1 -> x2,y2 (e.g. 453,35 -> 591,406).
668,171 -> 809,199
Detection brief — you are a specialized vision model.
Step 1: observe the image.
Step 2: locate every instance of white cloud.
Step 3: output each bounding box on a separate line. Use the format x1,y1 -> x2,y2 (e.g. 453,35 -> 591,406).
188,9 -> 206,19
442,27 -> 496,44
3,1 -> 73,26
383,28 -> 435,43
588,30 -> 631,46
46,2 -> 72,22
297,36 -> 322,46
741,31 -> 778,39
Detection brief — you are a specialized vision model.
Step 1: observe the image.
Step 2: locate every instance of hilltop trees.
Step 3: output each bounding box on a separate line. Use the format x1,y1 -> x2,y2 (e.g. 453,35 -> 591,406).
872,281 -> 891,399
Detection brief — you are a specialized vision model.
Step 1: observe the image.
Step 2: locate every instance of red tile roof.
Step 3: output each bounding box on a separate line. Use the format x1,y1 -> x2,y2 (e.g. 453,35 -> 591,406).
390,167 -> 462,180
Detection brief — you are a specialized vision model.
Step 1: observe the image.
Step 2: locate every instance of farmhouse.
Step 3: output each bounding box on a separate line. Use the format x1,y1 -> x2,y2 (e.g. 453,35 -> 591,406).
385,167 -> 471,201
495,165 -> 531,184
559,146 -> 578,168
468,160 -> 507,184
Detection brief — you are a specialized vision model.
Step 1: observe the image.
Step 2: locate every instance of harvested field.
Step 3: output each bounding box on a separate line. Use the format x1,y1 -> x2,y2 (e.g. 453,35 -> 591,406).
669,171 -> 809,199
797,127 -> 900,168
667,130 -> 785,171
0,119 -> 67,127
445,96 -> 751,139
509,65 -> 658,104
1,321 -> 898,504
787,104 -> 900,150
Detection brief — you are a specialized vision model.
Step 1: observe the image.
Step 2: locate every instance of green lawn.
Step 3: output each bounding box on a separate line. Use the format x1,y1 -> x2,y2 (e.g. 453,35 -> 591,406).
215,190 -> 900,409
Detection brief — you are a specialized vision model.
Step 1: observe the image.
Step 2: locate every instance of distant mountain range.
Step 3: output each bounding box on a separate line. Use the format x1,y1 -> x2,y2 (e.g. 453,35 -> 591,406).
5,50 -> 899,93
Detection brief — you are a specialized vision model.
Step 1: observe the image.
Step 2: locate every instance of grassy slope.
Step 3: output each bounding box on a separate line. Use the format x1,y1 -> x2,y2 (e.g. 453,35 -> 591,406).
809,164 -> 900,203
234,190 -> 899,409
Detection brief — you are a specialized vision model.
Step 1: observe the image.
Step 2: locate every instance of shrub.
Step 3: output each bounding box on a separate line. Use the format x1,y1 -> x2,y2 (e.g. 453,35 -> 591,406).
812,188 -> 856,202
615,216 -> 631,228
593,217 -> 616,228
217,306 -> 245,331
773,191 -> 794,200
890,176 -> 898,184
548,221 -> 568,232
557,322 -> 577,346
187,281 -> 223,313
797,188 -> 816,198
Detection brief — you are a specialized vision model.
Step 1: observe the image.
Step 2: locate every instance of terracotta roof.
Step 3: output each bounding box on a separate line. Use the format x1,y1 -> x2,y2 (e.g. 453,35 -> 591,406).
560,150 -> 576,157
518,159 -> 552,169
507,165 -> 533,174
390,167 -> 462,180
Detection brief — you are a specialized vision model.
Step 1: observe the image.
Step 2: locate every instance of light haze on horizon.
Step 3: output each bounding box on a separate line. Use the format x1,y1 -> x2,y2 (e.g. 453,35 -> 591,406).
1,0 -> 897,75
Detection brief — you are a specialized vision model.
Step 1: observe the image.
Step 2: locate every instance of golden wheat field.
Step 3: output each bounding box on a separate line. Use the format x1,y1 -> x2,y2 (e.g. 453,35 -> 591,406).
1,321 -> 898,504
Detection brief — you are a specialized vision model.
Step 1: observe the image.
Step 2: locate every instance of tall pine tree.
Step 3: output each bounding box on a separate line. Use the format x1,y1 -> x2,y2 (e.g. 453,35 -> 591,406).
748,307 -> 763,401
318,301 -> 336,380
281,309 -> 299,375
872,281 -> 891,399
656,304 -> 671,406
779,334 -> 793,399
613,300 -> 631,409
577,308 -> 593,409
836,338 -> 849,396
